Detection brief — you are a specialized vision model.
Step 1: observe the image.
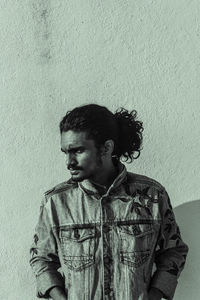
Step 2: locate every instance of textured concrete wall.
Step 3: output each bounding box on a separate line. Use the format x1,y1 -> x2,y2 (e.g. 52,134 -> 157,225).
1,1 -> 200,299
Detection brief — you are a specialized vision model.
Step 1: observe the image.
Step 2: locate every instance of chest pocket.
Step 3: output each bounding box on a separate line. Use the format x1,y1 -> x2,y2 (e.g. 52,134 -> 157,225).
118,223 -> 155,268
59,227 -> 95,271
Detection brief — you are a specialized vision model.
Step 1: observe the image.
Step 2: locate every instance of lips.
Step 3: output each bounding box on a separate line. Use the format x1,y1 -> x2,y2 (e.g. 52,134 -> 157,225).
70,169 -> 80,175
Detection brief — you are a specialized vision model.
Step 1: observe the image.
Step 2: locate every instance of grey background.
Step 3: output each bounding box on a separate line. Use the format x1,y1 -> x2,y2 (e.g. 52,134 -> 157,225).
0,1 -> 199,299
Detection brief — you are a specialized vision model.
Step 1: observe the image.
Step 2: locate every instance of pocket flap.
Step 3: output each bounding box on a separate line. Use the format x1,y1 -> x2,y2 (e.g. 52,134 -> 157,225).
119,224 -> 154,237
60,228 -> 95,241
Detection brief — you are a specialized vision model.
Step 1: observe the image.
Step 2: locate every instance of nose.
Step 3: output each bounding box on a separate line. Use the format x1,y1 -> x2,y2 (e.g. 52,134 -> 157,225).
66,153 -> 77,169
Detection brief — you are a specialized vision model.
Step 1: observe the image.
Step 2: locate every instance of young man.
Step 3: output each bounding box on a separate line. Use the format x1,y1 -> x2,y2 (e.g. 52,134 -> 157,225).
30,104 -> 188,300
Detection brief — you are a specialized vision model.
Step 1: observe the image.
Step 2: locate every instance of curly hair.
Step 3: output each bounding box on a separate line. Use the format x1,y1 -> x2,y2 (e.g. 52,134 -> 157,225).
59,104 -> 143,163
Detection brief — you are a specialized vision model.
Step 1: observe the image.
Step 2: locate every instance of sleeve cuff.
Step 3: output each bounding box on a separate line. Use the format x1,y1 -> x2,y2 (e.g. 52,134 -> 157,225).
150,270 -> 178,299
36,271 -> 65,298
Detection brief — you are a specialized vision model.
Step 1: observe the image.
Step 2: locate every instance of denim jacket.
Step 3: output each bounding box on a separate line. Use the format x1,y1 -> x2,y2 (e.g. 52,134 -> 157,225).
30,163 -> 188,300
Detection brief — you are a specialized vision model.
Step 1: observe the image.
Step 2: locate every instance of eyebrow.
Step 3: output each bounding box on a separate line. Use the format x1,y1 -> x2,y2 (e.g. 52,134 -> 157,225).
61,146 -> 84,153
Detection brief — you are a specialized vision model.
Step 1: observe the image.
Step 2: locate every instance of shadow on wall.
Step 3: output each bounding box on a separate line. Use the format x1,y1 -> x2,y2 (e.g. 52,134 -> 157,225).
173,200 -> 200,300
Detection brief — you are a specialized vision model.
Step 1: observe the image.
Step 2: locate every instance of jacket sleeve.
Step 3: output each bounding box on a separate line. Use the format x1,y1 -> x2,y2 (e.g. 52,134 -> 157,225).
30,197 -> 65,298
150,188 -> 189,299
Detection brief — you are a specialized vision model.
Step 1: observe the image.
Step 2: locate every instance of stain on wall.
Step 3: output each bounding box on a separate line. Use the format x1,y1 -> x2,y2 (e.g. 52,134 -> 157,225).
31,0 -> 52,64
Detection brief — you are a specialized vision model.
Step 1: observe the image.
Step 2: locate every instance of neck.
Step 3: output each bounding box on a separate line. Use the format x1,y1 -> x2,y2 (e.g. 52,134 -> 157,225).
90,160 -> 119,190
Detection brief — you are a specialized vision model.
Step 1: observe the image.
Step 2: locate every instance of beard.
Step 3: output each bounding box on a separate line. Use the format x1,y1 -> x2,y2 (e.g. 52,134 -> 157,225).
95,150 -> 103,167
70,175 -> 83,182
69,150 -> 103,182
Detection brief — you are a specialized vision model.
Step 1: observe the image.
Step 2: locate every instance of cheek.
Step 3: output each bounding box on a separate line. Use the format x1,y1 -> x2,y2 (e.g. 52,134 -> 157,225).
79,153 -> 97,170
78,153 -> 92,166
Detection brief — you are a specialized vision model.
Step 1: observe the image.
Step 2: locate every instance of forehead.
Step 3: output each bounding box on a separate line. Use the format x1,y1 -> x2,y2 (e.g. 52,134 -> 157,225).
61,130 -> 95,149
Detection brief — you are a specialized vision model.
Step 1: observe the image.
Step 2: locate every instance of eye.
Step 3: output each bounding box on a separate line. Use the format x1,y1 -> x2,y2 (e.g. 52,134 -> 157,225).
76,149 -> 83,154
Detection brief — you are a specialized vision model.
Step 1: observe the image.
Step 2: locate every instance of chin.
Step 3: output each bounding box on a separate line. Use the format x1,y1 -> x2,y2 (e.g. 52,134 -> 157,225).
71,174 -> 86,182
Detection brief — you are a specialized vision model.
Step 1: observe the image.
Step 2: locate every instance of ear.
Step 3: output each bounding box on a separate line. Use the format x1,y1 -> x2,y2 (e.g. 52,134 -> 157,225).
102,140 -> 115,157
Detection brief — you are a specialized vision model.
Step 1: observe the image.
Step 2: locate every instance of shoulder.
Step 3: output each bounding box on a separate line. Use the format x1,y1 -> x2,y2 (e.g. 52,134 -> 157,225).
126,172 -> 170,209
126,172 -> 166,192
43,178 -> 78,204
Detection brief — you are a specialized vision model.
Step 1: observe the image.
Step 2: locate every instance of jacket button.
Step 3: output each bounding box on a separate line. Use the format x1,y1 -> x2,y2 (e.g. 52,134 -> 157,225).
74,229 -> 80,239
103,225 -> 110,233
105,287 -> 112,295
104,257 -> 112,264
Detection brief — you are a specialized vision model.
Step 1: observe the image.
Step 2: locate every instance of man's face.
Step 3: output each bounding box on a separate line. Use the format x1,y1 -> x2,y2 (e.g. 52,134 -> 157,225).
61,130 -> 103,182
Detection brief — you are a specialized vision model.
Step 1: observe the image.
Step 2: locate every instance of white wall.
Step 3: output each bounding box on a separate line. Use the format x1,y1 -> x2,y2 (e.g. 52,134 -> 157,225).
1,1 -> 199,299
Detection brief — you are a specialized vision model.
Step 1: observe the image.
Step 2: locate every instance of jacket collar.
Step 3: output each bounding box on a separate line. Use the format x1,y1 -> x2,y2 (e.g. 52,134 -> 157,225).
78,162 -> 127,196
